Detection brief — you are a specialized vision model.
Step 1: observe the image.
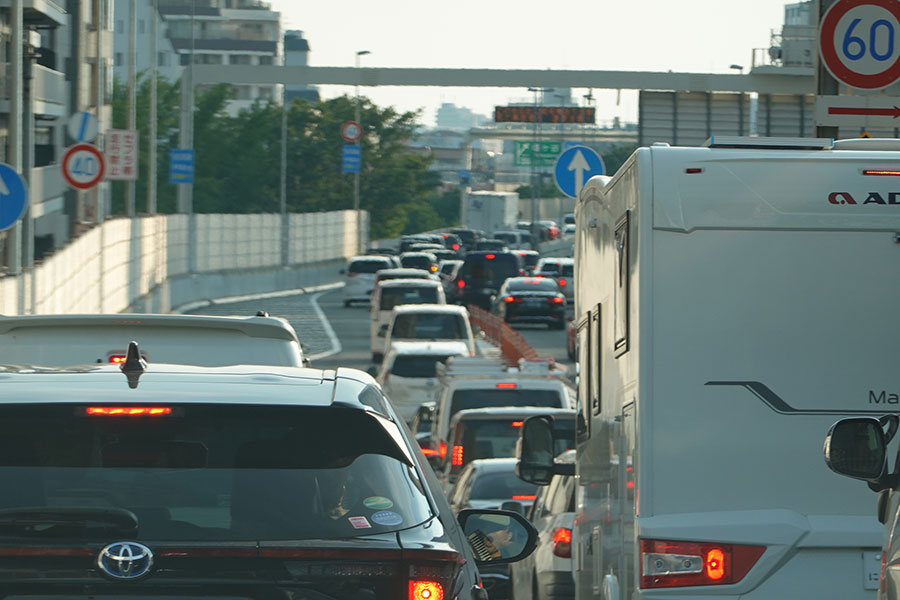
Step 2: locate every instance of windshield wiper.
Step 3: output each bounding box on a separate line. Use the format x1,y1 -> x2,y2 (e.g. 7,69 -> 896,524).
0,507 -> 139,538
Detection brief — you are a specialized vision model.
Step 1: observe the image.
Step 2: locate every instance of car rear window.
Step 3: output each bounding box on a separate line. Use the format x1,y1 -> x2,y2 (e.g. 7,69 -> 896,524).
470,470 -> 538,500
517,254 -> 538,268
459,255 -> 520,285
0,404 -> 432,542
507,279 -> 559,292
450,388 -> 563,417
392,313 -> 466,340
452,230 -> 477,244
401,256 -> 434,271
560,264 -> 574,277
475,241 -> 506,251
439,262 -> 460,276
379,287 -> 440,310
390,354 -> 454,378
537,262 -> 561,274
349,259 -> 390,274
453,419 -> 571,468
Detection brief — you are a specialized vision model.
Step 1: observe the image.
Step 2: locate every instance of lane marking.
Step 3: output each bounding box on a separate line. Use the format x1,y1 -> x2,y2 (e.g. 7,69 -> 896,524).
174,281 -> 344,313
308,290 -> 342,361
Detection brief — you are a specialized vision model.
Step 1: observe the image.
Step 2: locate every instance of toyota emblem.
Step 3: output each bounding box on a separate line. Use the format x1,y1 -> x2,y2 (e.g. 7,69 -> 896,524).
97,541 -> 153,580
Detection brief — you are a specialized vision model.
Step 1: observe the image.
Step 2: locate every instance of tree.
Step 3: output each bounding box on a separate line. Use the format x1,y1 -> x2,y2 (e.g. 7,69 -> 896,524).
602,143 -> 638,176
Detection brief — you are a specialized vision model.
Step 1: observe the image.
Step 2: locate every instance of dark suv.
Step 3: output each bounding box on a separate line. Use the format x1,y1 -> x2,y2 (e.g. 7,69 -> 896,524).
452,251 -> 522,309
0,349 -> 538,600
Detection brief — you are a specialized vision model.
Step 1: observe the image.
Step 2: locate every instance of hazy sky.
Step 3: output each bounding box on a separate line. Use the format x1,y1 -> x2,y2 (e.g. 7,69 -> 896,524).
271,1 -> 796,126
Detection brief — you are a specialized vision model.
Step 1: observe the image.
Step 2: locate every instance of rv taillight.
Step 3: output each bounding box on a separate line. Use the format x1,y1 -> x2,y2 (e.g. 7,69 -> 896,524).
86,407 -> 172,416
685,168 -> 703,174
552,527 -> 572,558
864,169 -> 900,176
496,383 -> 517,389
640,539 -> 765,589
451,445 -> 463,466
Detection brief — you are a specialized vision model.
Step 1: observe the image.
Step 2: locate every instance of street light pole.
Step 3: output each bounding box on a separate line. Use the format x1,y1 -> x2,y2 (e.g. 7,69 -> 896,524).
354,50 -> 370,254
527,87 -> 553,248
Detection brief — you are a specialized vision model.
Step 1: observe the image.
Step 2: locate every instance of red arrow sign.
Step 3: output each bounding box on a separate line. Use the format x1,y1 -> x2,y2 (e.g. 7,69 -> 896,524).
827,106 -> 900,118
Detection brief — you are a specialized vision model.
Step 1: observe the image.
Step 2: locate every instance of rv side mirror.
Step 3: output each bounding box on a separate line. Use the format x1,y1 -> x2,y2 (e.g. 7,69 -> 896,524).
517,415 -> 556,485
824,416 -> 892,484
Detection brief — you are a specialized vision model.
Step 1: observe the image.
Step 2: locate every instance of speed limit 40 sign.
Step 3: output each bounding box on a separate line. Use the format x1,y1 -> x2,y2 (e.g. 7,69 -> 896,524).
61,143 -> 105,190
820,0 -> 900,89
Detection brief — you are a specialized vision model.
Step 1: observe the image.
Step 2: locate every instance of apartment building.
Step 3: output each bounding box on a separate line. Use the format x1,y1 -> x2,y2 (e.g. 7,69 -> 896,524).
113,0 -> 283,115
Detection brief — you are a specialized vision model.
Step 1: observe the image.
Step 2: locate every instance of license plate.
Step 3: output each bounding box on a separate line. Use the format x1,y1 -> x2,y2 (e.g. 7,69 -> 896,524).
863,551 -> 881,590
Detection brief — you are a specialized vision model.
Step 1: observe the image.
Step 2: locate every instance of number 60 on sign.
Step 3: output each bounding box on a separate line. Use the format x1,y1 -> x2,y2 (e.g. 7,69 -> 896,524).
819,0 -> 900,89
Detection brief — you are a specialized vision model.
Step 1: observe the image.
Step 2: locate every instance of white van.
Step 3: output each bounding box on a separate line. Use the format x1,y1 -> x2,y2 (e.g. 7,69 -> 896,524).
341,255 -> 395,306
370,278 -> 445,362
0,313 -> 307,367
520,136 -> 900,600
380,304 -> 476,359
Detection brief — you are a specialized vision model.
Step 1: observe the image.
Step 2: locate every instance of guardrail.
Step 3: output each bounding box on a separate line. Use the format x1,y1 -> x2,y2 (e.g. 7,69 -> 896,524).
467,304 -> 540,365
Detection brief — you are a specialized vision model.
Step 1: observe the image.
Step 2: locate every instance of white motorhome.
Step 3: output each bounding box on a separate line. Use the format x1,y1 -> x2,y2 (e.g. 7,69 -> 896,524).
520,137 -> 900,600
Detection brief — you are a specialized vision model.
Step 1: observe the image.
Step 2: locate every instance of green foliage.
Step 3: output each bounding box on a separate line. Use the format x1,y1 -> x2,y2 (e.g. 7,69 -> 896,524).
602,143 -> 638,176
111,76 -> 444,239
514,181 -> 560,199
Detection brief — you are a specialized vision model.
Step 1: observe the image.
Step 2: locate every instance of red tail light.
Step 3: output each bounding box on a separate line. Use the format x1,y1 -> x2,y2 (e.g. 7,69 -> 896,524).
511,421 -> 523,427
485,254 -> 495,259
456,280 -> 465,289
503,296 -> 517,303
409,580 -> 444,600
496,383 -> 517,389
451,445 -> 464,466
864,169 -> 900,176
438,440 -> 447,459
548,297 -> 565,304
430,265 -> 438,272
451,244 -> 460,250
558,278 -> 567,286
512,495 -> 536,501
552,527 -> 572,558
86,407 -> 172,416
421,447 -> 438,457
640,539 -> 765,589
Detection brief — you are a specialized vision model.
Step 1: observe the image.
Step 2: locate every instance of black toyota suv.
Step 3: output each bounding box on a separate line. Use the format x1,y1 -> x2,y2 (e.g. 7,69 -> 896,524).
0,346 -> 538,600
452,251 -> 523,309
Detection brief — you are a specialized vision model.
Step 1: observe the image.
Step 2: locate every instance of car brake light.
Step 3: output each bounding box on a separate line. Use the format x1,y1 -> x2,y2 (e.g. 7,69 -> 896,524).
438,441 -> 447,459
559,278 -> 567,286
451,445 -> 464,466
504,295 -> 516,303
421,447 -> 438,457
456,280 -> 465,289
552,527 -> 572,558
640,539 -> 765,589
496,383 -> 517,389
511,421 -> 523,427
548,297 -> 564,304
485,254 -> 495,259
512,495 -> 536,501
451,244 -> 460,250
86,407 -> 172,416
864,169 -> 900,176
409,580 -> 444,600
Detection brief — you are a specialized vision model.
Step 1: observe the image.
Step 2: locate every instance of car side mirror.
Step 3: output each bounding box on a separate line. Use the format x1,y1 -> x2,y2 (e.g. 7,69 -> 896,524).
824,416 -> 896,487
458,509 -> 538,565
366,366 -> 378,377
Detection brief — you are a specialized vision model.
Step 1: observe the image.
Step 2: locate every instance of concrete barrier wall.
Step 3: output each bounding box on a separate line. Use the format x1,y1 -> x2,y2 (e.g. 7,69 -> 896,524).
0,210 -> 366,316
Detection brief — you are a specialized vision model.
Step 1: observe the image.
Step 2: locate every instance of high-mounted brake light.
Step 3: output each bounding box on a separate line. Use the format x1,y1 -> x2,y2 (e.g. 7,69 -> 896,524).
511,421 -> 523,427
409,580 -> 444,600
109,355 -> 127,364
86,407 -> 172,416
485,254 -> 496,259
421,447 -> 438,457
438,441 -> 447,459
552,527 -> 572,558
512,495 -> 536,501
640,539 -> 765,589
451,445 -> 464,466
496,383 -> 517,389
864,169 -> 900,176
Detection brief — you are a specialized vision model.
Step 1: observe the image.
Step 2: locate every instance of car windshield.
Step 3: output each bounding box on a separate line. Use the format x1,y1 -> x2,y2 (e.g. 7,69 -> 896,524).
401,256 -> 434,270
392,313 -> 466,340
450,388 -> 562,417
470,470 -> 538,500
0,404 -> 432,542
379,287 -> 439,310
459,256 -> 520,285
454,419 -> 571,468
390,354 -> 455,378
507,279 -> 559,292
349,259 -> 389,274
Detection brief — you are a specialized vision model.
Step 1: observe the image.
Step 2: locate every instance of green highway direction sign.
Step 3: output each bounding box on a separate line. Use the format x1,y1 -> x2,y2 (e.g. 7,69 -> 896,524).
514,140 -> 561,167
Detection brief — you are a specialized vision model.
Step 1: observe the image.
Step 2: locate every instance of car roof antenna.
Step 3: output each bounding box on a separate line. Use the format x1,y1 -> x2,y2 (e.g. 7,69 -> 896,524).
120,340 -> 148,390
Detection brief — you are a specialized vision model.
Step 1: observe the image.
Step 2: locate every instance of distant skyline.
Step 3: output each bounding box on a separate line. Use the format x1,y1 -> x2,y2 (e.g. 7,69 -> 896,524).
271,1 -> 797,127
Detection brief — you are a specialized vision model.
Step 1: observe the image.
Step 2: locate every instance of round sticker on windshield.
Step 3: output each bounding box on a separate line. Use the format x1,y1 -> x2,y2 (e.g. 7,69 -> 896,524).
370,510 -> 403,526
364,496 -> 393,510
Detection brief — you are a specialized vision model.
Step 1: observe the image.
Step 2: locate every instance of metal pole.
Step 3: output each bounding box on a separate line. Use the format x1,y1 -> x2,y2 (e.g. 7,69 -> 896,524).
280,83 -> 288,265
354,50 -> 369,255
23,44 -> 35,313
127,0 -> 137,216
529,88 -> 538,248
815,0 -> 840,138
148,0 -> 158,214
95,0 -> 105,224
7,0 -> 23,293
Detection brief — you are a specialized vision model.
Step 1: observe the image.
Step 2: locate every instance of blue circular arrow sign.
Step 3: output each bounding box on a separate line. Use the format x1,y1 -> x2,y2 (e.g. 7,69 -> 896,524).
0,163 -> 28,232
554,145 -> 605,199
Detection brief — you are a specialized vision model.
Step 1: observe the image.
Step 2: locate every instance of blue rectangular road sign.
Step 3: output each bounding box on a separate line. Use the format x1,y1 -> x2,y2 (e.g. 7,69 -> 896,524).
169,149 -> 195,184
342,144 -> 361,174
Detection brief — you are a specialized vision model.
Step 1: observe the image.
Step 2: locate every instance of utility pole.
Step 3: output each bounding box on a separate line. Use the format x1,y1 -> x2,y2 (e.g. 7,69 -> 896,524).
528,87 -> 553,247
127,0 -> 137,216
815,0 -> 840,138
280,78 -> 288,265
7,0 -> 23,293
354,50 -> 370,254
148,0 -> 158,214
23,34 -> 38,313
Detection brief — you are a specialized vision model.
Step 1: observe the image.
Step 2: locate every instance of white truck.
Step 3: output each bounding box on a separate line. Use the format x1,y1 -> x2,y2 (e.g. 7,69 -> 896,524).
518,137 -> 900,600
466,191 -> 519,234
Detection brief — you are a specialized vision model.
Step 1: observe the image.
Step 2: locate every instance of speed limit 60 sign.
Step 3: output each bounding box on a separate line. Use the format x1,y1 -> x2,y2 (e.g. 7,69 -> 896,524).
820,0 -> 900,89
62,143 -> 105,190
